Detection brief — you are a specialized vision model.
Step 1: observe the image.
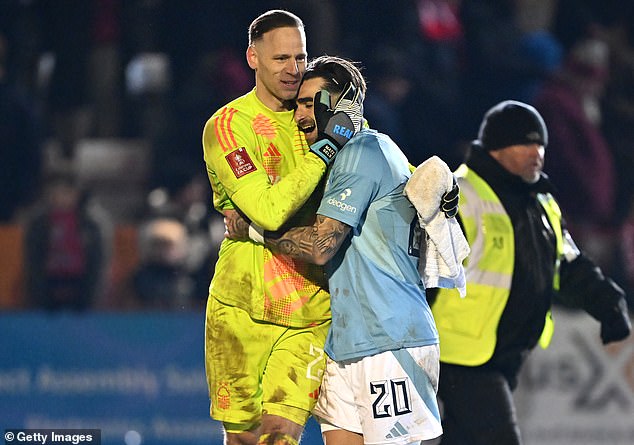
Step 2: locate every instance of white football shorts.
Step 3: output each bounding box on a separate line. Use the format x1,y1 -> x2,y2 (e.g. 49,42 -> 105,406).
313,344 -> 442,445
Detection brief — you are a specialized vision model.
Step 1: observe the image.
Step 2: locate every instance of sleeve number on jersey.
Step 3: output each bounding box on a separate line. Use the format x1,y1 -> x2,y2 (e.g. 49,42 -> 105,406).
370,378 -> 413,418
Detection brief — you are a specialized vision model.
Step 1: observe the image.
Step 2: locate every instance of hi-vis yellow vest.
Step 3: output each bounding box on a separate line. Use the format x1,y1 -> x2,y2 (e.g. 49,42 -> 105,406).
432,164 -> 564,366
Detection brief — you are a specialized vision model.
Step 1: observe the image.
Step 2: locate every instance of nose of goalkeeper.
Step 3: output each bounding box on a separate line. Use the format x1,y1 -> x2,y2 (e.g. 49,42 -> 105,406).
295,76 -> 332,145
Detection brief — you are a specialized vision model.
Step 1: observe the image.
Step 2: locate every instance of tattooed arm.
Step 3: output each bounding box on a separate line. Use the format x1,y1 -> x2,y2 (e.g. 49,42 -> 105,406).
223,209 -> 251,241
266,214 -> 351,265
224,209 -> 351,265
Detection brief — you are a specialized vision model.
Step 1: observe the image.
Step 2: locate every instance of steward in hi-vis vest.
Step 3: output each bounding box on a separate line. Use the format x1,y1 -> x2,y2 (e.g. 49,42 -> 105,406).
432,163 -> 564,366
429,100 -> 631,445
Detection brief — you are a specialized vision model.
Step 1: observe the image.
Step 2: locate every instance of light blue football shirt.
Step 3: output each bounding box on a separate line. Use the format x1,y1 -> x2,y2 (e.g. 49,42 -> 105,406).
317,129 -> 439,362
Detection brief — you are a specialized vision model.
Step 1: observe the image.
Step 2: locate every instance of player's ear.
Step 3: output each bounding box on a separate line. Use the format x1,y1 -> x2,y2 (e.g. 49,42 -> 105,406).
246,45 -> 257,70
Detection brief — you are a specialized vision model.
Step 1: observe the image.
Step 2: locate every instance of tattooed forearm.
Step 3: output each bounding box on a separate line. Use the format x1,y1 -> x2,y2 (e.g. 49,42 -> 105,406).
270,228 -> 315,257
224,209 -> 250,240
266,215 -> 350,265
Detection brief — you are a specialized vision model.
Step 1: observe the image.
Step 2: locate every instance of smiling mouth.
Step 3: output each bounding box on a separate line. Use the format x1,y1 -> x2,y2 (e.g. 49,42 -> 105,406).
297,117 -> 316,134
299,123 -> 316,134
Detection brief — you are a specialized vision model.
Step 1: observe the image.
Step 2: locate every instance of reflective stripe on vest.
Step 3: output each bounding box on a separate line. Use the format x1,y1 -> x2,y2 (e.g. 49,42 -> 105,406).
432,165 -> 564,365
536,193 -> 564,349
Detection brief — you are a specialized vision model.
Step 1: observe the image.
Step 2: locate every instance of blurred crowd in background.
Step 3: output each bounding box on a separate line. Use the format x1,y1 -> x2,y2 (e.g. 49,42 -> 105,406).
1,0 -> 633,312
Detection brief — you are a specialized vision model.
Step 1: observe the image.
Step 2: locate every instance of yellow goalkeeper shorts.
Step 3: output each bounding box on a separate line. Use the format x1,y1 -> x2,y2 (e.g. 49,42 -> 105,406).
205,296 -> 329,429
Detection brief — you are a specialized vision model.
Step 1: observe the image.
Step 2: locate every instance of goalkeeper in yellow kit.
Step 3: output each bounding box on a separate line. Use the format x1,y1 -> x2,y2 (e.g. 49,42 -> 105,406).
201,9 -> 362,445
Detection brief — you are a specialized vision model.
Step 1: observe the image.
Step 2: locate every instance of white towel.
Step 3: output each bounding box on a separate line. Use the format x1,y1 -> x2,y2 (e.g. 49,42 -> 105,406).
404,156 -> 470,297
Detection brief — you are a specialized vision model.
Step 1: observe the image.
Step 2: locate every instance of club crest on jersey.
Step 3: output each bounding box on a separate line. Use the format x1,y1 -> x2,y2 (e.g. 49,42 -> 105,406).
216,382 -> 231,410
226,147 -> 257,178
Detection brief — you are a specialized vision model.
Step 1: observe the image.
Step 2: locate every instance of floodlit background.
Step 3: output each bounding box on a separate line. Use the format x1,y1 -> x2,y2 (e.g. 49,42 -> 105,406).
0,1 -> 633,444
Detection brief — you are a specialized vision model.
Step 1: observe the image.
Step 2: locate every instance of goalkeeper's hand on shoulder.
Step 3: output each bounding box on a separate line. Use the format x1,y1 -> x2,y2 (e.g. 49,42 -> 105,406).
310,83 -> 363,165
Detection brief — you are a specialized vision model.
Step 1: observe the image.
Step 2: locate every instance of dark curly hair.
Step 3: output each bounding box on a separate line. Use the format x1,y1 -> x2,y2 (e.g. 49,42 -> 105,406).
302,55 -> 367,98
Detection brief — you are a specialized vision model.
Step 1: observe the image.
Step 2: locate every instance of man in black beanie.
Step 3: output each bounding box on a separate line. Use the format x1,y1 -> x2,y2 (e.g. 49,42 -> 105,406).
428,100 -> 631,444
477,100 -> 548,155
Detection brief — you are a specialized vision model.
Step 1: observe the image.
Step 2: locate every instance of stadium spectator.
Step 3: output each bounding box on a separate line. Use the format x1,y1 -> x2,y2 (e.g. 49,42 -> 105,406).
0,29 -> 43,222
534,36 -> 617,272
128,217 -> 194,310
363,47 -> 419,162
459,0 -> 562,137
37,0 -> 93,160
143,173 -> 224,309
23,171 -> 113,311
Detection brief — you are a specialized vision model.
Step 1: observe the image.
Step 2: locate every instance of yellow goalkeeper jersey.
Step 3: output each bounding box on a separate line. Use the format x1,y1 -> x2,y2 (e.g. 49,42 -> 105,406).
202,88 -> 330,327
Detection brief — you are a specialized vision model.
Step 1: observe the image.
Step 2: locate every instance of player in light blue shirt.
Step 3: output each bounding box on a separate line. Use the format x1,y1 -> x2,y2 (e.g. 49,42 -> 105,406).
226,55 -> 459,445
317,128 -> 439,362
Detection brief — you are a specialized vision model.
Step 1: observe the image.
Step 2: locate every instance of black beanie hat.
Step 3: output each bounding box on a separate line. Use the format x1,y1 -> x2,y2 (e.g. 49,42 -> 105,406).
475,100 -> 548,151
